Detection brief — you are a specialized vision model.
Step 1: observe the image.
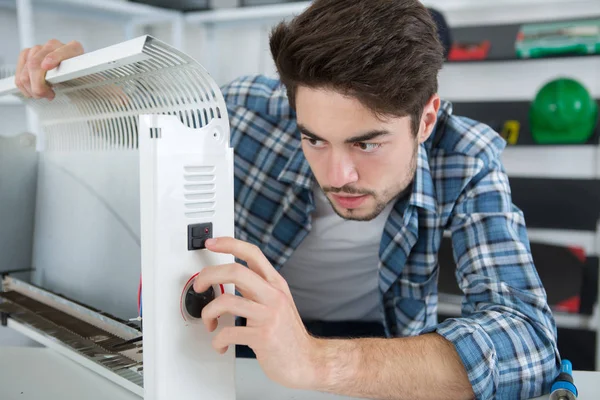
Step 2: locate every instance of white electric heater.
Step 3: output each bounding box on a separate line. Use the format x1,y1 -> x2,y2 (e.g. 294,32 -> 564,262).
0,35 -> 236,400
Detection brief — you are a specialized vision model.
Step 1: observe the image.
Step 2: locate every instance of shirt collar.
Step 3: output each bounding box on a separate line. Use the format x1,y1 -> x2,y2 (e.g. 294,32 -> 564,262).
407,143 -> 437,213
277,142 -> 314,190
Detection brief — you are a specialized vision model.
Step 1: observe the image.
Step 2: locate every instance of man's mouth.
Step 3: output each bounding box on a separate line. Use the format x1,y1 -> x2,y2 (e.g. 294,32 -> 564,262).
330,193 -> 369,209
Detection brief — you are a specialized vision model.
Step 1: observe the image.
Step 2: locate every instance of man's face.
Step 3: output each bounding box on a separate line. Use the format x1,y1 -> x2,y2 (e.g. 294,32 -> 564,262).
295,86 -> 438,221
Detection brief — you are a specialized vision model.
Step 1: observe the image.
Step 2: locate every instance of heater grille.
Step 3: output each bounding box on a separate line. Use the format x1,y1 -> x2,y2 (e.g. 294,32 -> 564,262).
22,37 -> 224,152
184,165 -> 216,219
0,64 -> 15,79
0,290 -> 144,388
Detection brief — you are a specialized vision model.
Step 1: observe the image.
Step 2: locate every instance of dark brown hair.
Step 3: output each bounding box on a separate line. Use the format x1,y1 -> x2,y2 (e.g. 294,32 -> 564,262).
269,0 -> 444,135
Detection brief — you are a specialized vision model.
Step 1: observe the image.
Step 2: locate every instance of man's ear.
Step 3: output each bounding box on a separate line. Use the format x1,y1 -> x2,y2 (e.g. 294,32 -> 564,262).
417,94 -> 440,144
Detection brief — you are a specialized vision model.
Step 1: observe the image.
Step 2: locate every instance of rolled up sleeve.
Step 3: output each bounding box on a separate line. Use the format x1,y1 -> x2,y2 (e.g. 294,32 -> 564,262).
424,156 -> 561,399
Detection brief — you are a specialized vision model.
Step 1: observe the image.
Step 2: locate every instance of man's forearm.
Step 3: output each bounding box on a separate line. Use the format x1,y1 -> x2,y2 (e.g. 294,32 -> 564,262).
310,333 -> 475,400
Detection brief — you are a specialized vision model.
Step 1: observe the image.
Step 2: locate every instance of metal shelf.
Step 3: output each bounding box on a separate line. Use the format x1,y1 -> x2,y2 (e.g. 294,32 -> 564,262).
424,0 -> 592,12
185,1 -> 310,24
0,0 -> 179,21
501,145 -> 600,180
184,0 -> 599,25
438,293 -> 597,331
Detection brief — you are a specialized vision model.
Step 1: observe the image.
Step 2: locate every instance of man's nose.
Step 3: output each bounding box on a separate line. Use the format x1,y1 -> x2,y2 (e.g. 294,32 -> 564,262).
327,150 -> 358,188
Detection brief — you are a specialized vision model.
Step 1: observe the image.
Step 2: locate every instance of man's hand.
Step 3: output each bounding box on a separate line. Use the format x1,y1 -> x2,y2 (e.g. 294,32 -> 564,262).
193,236 -> 322,390
194,237 -> 475,399
15,39 -> 84,100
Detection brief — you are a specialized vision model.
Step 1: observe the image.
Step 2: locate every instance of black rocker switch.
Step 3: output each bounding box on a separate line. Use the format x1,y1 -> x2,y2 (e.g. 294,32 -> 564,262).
188,223 -> 212,251
185,285 -> 215,318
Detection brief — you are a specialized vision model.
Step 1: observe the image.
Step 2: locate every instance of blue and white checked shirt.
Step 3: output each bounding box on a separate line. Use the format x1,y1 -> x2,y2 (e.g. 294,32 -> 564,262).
222,75 -> 561,399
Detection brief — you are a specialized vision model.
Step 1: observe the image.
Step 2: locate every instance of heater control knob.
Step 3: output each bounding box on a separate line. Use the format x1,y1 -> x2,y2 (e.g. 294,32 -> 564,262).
184,285 -> 215,319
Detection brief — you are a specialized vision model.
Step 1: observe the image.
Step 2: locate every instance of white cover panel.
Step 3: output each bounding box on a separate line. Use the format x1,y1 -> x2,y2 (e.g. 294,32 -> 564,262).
140,114 -> 235,400
0,35 -> 236,399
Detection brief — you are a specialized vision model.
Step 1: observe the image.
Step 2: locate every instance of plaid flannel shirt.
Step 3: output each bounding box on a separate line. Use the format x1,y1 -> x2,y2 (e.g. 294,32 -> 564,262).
222,75 -> 560,399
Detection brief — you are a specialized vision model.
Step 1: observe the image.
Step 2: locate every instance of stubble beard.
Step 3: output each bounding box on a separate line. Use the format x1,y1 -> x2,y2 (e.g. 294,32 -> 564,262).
322,144 -> 419,222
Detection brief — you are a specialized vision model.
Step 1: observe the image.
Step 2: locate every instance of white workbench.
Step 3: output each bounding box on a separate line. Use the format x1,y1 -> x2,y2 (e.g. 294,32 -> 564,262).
0,346 -> 598,399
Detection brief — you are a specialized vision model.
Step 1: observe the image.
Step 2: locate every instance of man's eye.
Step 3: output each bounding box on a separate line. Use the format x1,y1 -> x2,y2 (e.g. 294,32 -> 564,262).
303,137 -> 326,147
355,142 -> 382,152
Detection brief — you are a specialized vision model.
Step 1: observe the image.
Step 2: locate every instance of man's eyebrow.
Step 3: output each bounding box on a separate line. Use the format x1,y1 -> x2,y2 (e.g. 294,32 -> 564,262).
297,124 -> 326,141
298,124 -> 391,143
345,130 -> 391,143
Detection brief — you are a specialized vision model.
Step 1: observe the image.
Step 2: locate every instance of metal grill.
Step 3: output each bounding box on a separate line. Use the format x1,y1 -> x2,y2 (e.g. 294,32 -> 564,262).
0,290 -> 144,389
0,65 -> 16,80
19,36 -> 225,152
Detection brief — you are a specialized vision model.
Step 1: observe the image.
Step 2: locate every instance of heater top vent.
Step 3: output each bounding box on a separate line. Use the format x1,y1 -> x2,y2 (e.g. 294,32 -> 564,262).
0,35 -> 228,152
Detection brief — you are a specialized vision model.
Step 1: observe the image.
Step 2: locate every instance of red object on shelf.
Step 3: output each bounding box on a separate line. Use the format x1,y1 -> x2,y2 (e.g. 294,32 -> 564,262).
448,40 -> 491,61
555,295 -> 581,313
568,246 -> 587,263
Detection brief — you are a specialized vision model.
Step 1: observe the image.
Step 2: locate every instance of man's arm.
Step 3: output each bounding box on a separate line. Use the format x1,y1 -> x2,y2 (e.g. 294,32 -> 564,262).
311,153 -> 561,400
312,332 -> 474,400
421,153 -> 561,399
194,238 -> 474,400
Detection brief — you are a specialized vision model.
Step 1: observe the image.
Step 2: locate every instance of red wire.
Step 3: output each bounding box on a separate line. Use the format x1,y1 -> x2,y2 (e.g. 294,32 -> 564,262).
137,275 -> 142,316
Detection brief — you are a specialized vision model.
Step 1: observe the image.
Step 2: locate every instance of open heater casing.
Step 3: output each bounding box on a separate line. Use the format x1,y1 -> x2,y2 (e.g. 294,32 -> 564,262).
139,112 -> 235,400
0,35 -> 236,399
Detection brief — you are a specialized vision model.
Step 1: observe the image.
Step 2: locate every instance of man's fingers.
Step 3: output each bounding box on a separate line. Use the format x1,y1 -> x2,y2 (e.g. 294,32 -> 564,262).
205,237 -> 284,287
193,263 -> 273,304
41,40 -> 84,70
28,40 -> 67,99
15,48 -> 30,96
23,45 -> 43,98
18,65 -> 32,98
212,326 -> 256,354
201,293 -> 267,332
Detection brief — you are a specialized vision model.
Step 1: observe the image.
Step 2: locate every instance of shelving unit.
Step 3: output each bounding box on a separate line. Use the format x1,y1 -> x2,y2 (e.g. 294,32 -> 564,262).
438,294 -> 597,330
0,0 -> 183,48
182,0 -> 600,25
0,0 -> 179,20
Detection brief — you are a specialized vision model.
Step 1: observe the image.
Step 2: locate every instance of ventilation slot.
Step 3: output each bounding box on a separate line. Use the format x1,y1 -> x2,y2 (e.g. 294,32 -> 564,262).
184,165 -> 216,219
150,127 -> 162,139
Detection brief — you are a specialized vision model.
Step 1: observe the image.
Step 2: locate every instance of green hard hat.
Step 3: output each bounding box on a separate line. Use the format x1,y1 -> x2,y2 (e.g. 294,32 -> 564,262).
530,78 -> 598,144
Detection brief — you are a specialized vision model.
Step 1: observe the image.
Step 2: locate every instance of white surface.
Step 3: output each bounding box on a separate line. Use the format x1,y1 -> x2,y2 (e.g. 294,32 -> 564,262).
526,228 -> 598,257
0,134 -> 37,273
439,57 -> 600,102
7,319 -> 144,397
0,35 -> 151,96
0,325 -> 39,347
0,346 -> 140,400
1,345 -> 599,400
501,146 -> 600,179
139,113 -> 236,400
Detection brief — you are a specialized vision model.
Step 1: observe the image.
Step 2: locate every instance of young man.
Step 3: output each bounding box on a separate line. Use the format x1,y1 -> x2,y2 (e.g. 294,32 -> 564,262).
15,1 -> 559,399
